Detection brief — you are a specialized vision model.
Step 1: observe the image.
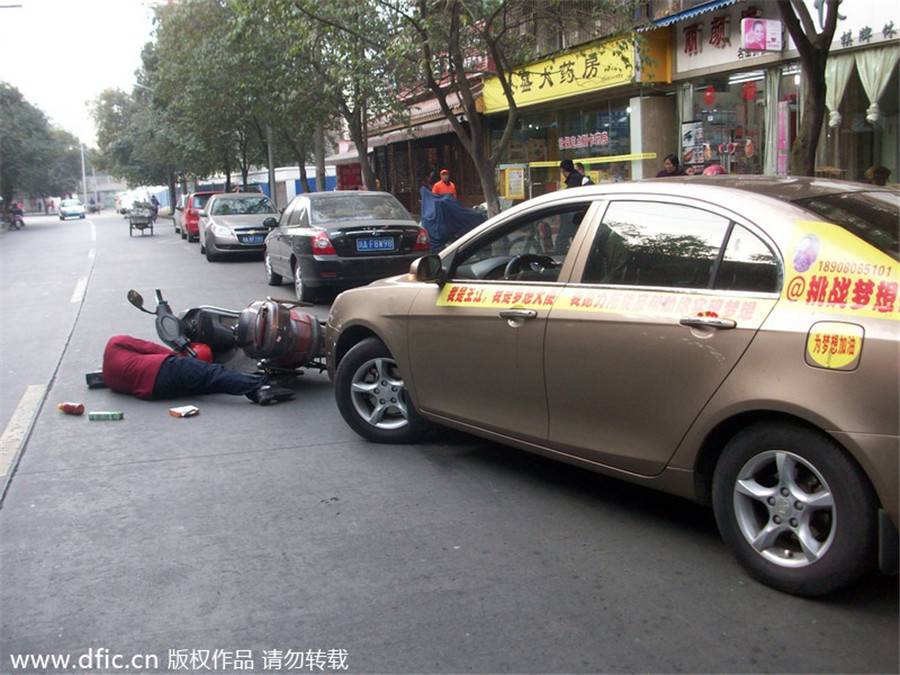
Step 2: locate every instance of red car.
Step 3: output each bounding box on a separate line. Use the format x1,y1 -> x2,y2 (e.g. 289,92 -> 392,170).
178,191 -> 221,242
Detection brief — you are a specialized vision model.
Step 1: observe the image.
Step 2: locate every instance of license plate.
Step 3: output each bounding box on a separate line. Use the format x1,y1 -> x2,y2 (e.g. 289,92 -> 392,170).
240,235 -> 265,244
356,237 -> 394,252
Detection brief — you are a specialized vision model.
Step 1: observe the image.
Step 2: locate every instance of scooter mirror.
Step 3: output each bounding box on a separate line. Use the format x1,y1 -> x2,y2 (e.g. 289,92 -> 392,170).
127,290 -> 145,309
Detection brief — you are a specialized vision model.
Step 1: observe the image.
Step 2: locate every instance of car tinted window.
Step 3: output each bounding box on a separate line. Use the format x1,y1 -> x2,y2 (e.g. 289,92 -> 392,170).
310,195 -> 410,223
288,201 -> 307,227
192,194 -> 214,209
584,201 -> 729,288
792,191 -> 899,262
212,196 -> 275,215
715,224 -> 781,293
452,204 -> 590,282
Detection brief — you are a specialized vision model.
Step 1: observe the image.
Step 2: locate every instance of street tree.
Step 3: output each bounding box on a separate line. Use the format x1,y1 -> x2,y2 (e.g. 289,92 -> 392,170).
264,0 -> 419,192
291,0 -> 639,215
776,0 -> 840,177
1,82 -> 81,207
152,0 -> 260,189
233,0 -> 341,192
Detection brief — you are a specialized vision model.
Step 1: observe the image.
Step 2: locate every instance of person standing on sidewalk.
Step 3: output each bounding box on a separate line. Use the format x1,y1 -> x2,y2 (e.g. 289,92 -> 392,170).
432,169 -> 458,198
560,159 -> 583,188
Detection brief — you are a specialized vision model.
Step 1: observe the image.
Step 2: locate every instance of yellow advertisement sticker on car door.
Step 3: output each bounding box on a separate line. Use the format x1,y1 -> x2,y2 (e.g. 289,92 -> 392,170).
786,221 -> 899,319
805,321 -> 865,371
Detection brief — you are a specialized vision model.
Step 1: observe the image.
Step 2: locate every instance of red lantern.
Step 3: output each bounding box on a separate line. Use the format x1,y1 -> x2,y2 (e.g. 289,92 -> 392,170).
703,85 -> 716,105
743,80 -> 757,101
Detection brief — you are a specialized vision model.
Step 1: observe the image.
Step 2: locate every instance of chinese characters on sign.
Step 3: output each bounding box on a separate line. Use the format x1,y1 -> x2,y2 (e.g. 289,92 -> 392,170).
558,132 -> 610,151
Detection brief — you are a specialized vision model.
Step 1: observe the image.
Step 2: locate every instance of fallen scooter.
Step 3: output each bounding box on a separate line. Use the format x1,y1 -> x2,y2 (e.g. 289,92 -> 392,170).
126,289 -> 326,376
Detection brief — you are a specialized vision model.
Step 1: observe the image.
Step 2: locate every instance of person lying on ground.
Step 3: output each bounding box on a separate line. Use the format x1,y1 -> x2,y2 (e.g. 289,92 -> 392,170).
102,335 -> 294,405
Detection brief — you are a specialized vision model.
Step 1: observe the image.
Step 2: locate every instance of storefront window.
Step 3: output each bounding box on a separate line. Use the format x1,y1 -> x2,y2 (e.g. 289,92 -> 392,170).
820,59 -> 899,184
687,71 -> 765,174
489,98 -> 633,202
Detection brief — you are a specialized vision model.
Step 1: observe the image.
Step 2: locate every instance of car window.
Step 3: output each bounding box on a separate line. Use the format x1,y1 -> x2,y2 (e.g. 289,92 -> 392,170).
310,195 -> 410,223
192,194 -> 214,209
279,201 -> 296,227
451,203 -> 591,282
792,191 -> 900,261
715,224 -> 781,293
212,196 -> 275,216
582,201 -> 730,289
288,201 -> 308,227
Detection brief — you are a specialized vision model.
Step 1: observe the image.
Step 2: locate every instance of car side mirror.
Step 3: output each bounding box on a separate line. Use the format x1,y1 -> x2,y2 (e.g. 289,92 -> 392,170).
198,210 -> 207,217
263,217 -> 279,228
410,254 -> 444,284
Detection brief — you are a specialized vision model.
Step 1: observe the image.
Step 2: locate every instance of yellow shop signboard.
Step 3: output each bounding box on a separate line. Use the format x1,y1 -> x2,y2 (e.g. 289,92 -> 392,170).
483,37 -> 635,113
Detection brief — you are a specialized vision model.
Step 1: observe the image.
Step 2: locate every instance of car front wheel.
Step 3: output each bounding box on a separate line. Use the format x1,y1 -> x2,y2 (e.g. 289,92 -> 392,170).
712,422 -> 877,597
334,337 -> 429,444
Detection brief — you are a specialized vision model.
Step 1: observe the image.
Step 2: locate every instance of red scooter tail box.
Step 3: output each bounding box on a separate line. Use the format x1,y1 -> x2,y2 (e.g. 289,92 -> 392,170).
236,300 -> 322,369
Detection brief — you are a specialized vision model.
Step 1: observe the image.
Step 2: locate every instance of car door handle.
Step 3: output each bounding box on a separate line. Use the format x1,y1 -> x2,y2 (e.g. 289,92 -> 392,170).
679,316 -> 737,329
499,309 -> 538,321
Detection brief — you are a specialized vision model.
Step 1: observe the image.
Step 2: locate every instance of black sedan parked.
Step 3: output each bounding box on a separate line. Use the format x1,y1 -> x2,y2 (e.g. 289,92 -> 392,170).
263,191 -> 430,302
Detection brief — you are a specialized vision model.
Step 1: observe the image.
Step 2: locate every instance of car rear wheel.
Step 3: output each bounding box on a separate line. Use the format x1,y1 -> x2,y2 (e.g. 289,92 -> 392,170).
712,422 -> 877,596
265,254 -> 283,286
293,261 -> 314,303
334,337 -> 429,444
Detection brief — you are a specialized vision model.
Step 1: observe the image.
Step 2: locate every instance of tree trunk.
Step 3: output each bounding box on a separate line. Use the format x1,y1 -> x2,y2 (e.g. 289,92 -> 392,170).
314,121 -> 326,192
791,48 -> 828,176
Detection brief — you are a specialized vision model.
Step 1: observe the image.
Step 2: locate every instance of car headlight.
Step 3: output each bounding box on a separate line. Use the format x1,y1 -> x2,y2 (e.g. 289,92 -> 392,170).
211,224 -> 231,236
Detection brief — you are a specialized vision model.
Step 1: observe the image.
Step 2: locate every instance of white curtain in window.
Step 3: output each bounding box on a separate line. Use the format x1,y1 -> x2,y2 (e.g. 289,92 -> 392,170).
856,46 -> 900,123
825,53 -> 856,128
764,69 -> 780,175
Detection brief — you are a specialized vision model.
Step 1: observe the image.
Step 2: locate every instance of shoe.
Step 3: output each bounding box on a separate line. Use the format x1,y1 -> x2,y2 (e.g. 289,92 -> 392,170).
252,384 -> 295,406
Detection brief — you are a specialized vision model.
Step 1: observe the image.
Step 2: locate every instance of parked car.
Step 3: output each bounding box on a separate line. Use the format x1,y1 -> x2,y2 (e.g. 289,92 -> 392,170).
263,191 -> 430,303
173,194 -> 188,234
325,176 -> 899,597
58,199 -> 86,220
181,191 -> 221,242
198,192 -> 278,262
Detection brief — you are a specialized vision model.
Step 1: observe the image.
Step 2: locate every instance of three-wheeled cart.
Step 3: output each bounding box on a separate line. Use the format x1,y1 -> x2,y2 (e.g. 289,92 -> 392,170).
129,202 -> 156,236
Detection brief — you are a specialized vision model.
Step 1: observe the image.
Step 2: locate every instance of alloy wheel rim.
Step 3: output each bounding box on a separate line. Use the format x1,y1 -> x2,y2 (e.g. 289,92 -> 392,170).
349,356 -> 409,430
732,450 -> 836,568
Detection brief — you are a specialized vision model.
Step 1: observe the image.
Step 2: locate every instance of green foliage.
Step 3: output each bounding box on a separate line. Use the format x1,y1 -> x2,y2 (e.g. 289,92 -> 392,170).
1,82 -> 82,205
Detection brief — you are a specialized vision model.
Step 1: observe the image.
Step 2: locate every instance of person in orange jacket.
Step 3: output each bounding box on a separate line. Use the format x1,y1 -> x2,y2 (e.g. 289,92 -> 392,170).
432,169 -> 457,198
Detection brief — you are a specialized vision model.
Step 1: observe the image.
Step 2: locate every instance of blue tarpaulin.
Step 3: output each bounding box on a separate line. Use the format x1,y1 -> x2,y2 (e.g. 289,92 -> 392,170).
420,187 -> 486,251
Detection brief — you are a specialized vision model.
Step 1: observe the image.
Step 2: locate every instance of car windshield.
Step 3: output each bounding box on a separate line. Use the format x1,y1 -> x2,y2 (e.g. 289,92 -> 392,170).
211,196 -> 276,216
793,191 -> 900,262
61,200 -> 81,206
310,195 -> 410,224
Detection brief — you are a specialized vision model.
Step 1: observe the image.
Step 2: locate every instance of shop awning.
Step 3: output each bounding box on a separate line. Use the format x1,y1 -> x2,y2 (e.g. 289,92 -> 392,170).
370,118 -> 456,147
324,146 -> 372,166
639,0 -> 741,29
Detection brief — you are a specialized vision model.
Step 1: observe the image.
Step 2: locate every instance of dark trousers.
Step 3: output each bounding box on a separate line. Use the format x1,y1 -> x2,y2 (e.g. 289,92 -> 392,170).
152,356 -> 266,399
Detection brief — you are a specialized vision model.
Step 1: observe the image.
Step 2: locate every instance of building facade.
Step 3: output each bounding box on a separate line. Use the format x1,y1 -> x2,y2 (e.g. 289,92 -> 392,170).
333,0 -> 898,215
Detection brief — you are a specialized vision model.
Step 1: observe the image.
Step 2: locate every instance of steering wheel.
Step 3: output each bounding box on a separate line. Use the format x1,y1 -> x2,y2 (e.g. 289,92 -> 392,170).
504,254 -> 557,279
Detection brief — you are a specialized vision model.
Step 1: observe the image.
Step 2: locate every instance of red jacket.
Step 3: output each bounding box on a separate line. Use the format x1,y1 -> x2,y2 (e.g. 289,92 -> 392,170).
102,335 -> 176,399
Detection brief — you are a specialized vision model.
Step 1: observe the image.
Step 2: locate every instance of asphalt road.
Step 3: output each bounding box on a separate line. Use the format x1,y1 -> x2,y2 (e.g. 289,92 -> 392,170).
1,211 -> 897,674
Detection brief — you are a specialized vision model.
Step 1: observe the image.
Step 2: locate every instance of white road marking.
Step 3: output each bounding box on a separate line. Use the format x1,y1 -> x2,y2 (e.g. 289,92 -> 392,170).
71,276 -> 88,303
0,384 -> 47,478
